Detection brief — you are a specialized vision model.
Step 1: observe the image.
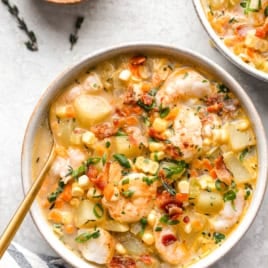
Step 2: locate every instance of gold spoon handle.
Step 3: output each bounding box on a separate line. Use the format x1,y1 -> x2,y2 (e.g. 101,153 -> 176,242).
0,148 -> 55,258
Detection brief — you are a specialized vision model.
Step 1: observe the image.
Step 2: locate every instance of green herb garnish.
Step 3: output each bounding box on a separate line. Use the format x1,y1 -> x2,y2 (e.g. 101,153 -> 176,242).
213,232 -> 225,244
223,190 -> 236,202
2,0 -> 38,51
160,214 -> 179,225
122,190 -> 135,198
69,16 -> 84,50
154,226 -> 162,232
113,154 -> 131,168
75,230 -> 100,243
93,203 -> 104,218
105,141 -> 111,148
239,148 -> 249,161
159,104 -> 170,118
244,183 -> 253,200
47,180 -> 65,203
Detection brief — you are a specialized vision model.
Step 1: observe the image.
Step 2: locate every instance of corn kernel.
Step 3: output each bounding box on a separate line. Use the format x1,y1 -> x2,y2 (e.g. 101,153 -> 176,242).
147,211 -> 157,226
135,156 -> 159,175
78,175 -> 90,189
184,223 -> 192,234
82,131 -> 97,147
212,128 -> 229,144
119,69 -> 131,81
71,183 -> 84,197
70,131 -> 82,145
149,142 -> 165,152
152,118 -> 168,132
115,243 -> 127,255
142,232 -> 155,245
203,138 -> 212,146
178,180 -> 190,194
70,198 -> 80,207
150,151 -> 165,161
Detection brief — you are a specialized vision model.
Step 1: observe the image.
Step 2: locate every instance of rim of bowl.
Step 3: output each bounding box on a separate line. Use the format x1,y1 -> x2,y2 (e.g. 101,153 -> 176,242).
192,0 -> 268,83
21,42 -> 268,268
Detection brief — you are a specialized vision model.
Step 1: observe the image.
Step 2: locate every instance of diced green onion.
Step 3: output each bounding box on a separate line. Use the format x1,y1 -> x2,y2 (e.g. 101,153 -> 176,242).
93,203 -> 104,218
75,230 -> 100,243
113,154 -> 131,168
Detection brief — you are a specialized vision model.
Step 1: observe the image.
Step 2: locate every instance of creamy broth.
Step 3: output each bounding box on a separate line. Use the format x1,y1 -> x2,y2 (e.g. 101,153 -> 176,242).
202,0 -> 268,73
34,54 -> 257,267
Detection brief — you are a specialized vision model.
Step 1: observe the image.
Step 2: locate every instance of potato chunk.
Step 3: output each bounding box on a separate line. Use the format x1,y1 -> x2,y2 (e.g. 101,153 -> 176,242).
74,200 -> 105,228
195,191 -> 224,214
223,152 -> 252,184
74,95 -> 112,128
114,136 -> 142,158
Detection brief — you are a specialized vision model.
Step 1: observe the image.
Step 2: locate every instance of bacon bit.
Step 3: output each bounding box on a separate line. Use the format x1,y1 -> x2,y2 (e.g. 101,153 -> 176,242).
148,128 -> 166,141
86,165 -> 98,178
183,216 -> 190,224
141,94 -> 154,106
116,105 -> 143,117
109,256 -> 136,268
207,102 -> 223,113
139,255 -> 153,265
130,55 -> 146,65
214,155 -> 232,185
91,122 -> 117,139
123,90 -> 136,105
162,234 -> 177,246
157,191 -> 183,218
90,163 -> 110,191
206,95 -> 222,106
164,144 -> 182,159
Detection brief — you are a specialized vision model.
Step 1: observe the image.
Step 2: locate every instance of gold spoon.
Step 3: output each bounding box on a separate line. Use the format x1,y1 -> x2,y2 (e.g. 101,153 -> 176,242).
0,119 -> 56,257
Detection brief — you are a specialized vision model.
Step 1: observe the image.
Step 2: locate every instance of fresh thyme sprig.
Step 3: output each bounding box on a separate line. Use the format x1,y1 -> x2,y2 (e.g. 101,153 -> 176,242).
69,16 -> 84,50
1,0 -> 38,51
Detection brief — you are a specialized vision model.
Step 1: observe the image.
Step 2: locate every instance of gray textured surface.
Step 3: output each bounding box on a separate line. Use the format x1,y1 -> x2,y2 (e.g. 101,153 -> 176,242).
0,0 -> 267,267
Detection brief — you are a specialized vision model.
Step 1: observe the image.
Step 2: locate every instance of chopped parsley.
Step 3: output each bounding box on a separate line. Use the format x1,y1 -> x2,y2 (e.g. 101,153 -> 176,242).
213,232 -> 225,244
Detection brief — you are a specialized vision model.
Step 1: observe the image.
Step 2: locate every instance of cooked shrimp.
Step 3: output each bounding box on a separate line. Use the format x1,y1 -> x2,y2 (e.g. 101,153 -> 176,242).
102,172 -> 157,223
154,217 -> 189,265
83,72 -> 103,93
210,190 -> 245,233
77,228 -> 115,264
49,148 -> 86,180
169,106 -> 203,161
156,70 -> 211,106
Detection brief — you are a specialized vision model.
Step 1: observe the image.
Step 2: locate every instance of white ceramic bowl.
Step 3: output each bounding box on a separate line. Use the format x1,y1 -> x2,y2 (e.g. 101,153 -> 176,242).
21,43 -> 268,268
192,0 -> 268,83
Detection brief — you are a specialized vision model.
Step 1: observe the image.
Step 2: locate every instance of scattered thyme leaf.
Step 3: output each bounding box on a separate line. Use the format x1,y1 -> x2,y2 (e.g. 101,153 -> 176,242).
1,0 -> 38,51
69,16 -> 84,50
